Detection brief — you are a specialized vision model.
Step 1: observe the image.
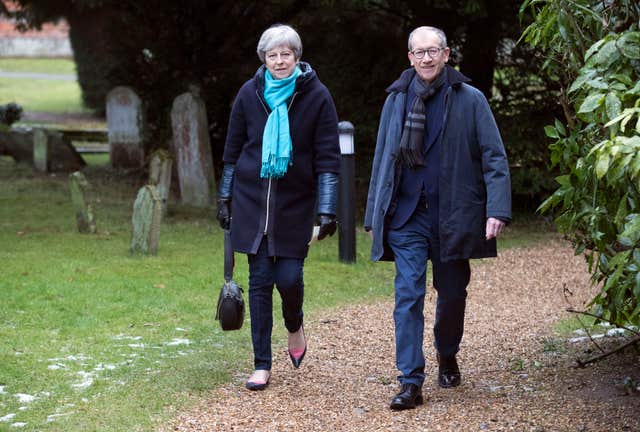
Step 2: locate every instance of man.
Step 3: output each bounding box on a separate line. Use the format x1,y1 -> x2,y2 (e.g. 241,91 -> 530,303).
364,26 -> 511,410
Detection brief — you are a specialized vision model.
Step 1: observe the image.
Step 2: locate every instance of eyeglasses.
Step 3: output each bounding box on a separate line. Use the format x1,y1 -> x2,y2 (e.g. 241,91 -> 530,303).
265,51 -> 294,62
411,47 -> 445,59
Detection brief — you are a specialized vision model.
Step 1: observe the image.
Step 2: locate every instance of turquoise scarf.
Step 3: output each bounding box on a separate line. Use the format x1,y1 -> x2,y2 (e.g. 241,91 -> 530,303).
261,66 -> 302,178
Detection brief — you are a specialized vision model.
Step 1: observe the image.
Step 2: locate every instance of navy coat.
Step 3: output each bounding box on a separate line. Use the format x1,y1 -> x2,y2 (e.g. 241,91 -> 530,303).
364,66 -> 512,262
223,63 -> 340,258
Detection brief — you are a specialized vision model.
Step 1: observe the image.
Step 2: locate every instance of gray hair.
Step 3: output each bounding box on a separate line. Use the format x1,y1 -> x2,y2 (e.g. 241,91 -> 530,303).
408,26 -> 447,50
256,24 -> 303,63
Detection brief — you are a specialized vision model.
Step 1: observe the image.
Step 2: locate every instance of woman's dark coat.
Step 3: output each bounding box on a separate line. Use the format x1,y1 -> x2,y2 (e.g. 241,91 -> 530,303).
223,62 -> 340,258
364,66 -> 512,262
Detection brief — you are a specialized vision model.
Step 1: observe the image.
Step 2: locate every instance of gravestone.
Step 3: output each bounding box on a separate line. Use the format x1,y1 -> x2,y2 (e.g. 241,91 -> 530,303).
33,129 -> 49,172
69,171 -> 96,234
130,185 -> 162,255
170,91 -> 215,207
106,86 -> 143,169
148,150 -> 172,217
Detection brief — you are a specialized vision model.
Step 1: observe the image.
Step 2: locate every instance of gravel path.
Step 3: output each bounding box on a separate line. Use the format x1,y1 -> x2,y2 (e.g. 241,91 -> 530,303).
168,240 -> 640,431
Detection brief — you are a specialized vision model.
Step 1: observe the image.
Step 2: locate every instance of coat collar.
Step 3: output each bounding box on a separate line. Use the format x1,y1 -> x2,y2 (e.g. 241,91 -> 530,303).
385,65 -> 471,94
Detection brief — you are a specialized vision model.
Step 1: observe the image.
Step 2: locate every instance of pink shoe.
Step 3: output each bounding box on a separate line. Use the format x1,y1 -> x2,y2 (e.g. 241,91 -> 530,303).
288,326 -> 306,369
245,370 -> 270,391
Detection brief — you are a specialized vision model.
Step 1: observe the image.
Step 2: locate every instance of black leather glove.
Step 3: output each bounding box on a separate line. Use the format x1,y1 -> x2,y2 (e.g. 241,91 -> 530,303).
318,214 -> 337,240
217,199 -> 231,230
217,164 -> 235,230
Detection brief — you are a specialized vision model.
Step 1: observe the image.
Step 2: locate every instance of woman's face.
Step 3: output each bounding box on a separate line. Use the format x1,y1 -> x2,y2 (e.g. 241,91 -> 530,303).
264,45 -> 298,79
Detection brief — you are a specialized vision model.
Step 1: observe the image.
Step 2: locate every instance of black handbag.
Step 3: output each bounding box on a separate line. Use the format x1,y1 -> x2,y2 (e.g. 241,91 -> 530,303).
215,230 -> 244,331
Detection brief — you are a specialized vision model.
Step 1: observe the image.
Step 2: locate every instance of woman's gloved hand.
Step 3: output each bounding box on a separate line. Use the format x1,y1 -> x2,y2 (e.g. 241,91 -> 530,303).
217,199 -> 231,230
217,164 -> 235,230
318,214 -> 337,240
316,172 -> 338,241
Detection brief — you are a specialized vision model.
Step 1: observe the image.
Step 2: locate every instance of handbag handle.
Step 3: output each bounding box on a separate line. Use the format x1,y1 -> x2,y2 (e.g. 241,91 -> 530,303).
224,229 -> 234,283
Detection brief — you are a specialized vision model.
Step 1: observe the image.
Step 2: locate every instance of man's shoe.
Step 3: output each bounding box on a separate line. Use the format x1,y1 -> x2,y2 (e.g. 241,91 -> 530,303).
390,383 -> 423,410
437,354 -> 461,388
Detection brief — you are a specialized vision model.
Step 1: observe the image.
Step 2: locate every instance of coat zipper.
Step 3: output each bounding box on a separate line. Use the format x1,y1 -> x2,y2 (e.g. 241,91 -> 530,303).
256,89 -> 298,236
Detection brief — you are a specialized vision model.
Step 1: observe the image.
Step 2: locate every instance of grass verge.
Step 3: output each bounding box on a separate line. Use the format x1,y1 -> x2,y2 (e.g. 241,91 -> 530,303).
0,159 -> 555,431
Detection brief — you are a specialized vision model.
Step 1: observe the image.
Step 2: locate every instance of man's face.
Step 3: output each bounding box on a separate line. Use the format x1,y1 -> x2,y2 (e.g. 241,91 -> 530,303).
408,30 -> 450,83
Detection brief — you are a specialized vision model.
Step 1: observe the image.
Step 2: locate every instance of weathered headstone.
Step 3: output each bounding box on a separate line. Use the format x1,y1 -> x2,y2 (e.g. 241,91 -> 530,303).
148,149 -> 172,217
106,86 -> 143,169
69,171 -> 96,234
33,129 -> 49,172
170,90 -> 216,207
2,128 -> 84,170
130,185 -> 162,255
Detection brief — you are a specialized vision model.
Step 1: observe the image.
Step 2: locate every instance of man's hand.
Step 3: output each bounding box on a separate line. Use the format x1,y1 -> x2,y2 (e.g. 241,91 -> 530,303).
217,199 -> 231,230
318,214 -> 337,240
485,217 -> 505,240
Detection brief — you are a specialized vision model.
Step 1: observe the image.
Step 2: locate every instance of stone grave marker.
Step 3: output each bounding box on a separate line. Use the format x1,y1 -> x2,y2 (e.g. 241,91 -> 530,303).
106,86 -> 143,169
130,185 -> 162,255
69,171 -> 96,234
33,129 -> 49,172
148,149 -> 172,217
170,91 -> 215,207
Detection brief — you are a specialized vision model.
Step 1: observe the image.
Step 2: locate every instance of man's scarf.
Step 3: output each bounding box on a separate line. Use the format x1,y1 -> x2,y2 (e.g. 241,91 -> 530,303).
261,66 -> 302,178
398,71 -> 446,168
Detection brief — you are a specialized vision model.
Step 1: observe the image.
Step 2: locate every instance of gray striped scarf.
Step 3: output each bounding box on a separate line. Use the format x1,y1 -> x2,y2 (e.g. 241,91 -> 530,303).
399,71 -> 446,168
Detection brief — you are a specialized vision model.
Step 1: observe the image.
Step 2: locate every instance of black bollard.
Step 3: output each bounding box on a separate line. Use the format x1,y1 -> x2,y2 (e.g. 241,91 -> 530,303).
338,121 -> 356,263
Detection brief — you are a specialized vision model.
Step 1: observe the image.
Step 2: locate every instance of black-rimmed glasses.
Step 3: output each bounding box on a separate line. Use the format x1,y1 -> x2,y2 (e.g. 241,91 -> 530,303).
411,47 -> 445,59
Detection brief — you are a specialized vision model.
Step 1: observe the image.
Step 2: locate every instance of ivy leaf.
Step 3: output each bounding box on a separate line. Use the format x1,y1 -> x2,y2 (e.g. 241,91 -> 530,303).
586,79 -> 608,89
568,69 -> 596,93
544,125 -> 559,138
618,32 -> 640,60
584,39 -> 606,61
611,73 -> 633,86
554,118 -> 566,136
595,40 -> 620,68
605,93 -> 622,122
578,93 -> 604,113
596,152 -> 610,179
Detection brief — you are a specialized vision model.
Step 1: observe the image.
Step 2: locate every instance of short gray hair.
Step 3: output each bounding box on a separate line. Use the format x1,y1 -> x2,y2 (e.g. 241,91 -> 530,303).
408,26 -> 447,50
256,24 -> 303,63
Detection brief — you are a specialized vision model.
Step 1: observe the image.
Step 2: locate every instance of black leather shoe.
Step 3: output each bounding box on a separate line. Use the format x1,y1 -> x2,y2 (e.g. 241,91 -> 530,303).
390,383 -> 424,410
438,354 -> 461,388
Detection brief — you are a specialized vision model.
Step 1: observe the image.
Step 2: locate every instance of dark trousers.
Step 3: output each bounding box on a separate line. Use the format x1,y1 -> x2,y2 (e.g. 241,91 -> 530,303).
387,204 -> 470,386
247,238 -> 304,370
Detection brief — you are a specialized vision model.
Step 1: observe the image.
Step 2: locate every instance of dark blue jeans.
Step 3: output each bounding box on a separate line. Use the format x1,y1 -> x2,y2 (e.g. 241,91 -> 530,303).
387,204 -> 470,386
247,238 -> 304,371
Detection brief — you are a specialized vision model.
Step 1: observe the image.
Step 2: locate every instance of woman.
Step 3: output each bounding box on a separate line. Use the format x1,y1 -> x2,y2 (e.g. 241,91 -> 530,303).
217,24 -> 340,390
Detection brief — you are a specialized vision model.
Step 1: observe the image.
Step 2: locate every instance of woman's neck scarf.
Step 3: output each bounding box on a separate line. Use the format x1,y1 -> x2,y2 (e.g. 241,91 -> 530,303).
398,70 -> 446,168
261,66 -> 302,178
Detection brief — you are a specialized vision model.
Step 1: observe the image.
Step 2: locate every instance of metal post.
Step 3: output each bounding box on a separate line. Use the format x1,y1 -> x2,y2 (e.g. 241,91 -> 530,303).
337,121 -> 356,263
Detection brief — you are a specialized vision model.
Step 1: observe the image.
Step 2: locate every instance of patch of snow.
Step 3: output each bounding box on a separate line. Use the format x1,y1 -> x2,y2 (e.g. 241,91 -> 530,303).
572,328 -> 586,335
606,328 -> 626,337
14,394 -> 36,404
18,407 -> 27,411
46,412 -> 73,423
0,414 -> 16,422
0,385 -> 5,394
93,364 -> 116,372
48,363 -> 67,370
167,338 -> 190,346
127,343 -> 145,349
175,327 -> 189,332
569,334 -> 605,343
10,422 -> 27,428
113,334 -> 143,341
71,372 -> 94,389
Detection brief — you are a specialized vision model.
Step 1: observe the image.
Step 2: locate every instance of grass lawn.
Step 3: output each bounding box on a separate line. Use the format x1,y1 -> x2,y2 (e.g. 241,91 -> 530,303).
0,58 -> 89,114
0,158 -> 556,431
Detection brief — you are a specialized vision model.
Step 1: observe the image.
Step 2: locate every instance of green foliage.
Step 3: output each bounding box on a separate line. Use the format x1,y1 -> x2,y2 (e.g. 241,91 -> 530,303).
522,0 -> 640,325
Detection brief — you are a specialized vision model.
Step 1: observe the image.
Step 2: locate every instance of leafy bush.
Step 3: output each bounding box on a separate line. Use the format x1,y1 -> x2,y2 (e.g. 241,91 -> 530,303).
521,0 -> 640,325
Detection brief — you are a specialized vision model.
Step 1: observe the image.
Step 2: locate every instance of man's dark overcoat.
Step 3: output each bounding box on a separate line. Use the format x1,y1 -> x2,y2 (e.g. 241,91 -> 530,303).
364,66 -> 512,262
